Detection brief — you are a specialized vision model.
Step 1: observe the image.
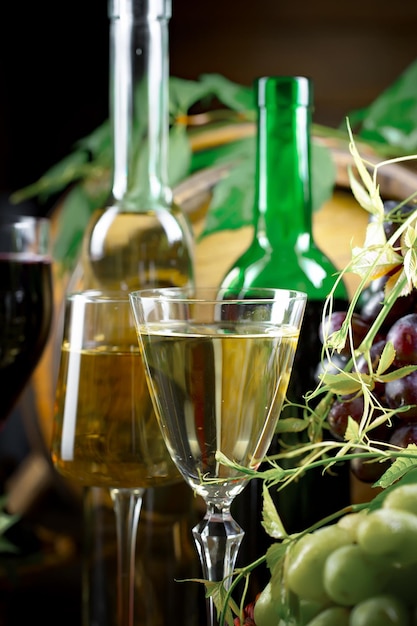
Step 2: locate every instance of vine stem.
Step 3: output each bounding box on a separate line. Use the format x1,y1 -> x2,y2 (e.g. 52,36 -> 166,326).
110,487 -> 145,626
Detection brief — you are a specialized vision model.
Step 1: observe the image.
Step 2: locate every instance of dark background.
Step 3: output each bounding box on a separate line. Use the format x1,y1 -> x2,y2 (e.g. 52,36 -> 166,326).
1,0 -> 417,213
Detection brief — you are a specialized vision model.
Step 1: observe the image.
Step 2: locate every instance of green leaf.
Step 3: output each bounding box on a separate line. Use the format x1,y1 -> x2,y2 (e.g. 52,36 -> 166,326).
52,185 -> 101,266
275,418 -> 309,434
11,151 -> 90,204
311,141 -> 336,214
208,581 -> 236,626
169,74 -> 254,118
375,446 -> 417,488
190,132 -> 254,173
379,364 -> 417,382
199,149 -> 255,238
351,58 -> 417,153
75,120 -> 111,158
319,371 -> 366,395
0,500 -> 20,554
169,76 -> 219,115
344,415 -> 360,441
0,511 -> 19,536
261,483 -> 288,540
376,341 -> 396,375
265,541 -> 288,574
168,124 -> 192,186
198,73 -> 255,112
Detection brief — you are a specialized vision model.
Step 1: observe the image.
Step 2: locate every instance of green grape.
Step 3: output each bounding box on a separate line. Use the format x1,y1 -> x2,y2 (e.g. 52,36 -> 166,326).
387,561 -> 417,606
337,512 -> 364,542
253,582 -> 282,626
286,526 -> 353,602
323,543 -> 392,606
299,599 -> 332,625
357,508 -> 417,566
349,594 -> 410,626
304,606 -> 350,626
383,484 -> 417,517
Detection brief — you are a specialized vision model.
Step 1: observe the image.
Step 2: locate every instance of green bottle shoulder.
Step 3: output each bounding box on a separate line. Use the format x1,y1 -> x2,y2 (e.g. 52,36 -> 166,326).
221,239 -> 347,300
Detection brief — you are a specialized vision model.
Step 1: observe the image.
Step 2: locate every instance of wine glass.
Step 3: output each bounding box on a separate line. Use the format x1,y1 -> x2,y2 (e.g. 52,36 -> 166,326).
129,286 -> 307,626
0,213 -> 53,428
50,290 -> 182,626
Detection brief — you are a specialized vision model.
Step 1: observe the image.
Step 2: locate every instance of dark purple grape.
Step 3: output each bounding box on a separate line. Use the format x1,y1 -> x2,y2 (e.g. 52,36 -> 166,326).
319,311 -> 346,344
314,353 -> 348,384
358,274 -> 391,312
327,395 -> 365,440
389,422 -> 417,447
361,289 -> 417,331
386,313 -> 417,365
385,369 -> 417,421
328,392 -> 392,443
350,451 -> 390,483
382,200 -> 416,246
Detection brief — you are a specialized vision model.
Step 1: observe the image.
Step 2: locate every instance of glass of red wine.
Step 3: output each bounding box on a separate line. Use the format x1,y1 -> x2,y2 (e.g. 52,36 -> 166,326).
0,214 -> 53,429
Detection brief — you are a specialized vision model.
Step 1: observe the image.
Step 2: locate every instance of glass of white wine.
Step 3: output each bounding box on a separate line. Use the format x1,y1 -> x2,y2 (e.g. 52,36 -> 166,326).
50,290 -> 182,626
129,286 -> 307,626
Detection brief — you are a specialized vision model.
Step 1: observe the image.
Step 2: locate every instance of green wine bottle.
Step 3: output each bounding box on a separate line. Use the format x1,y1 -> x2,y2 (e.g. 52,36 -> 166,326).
221,76 -> 350,570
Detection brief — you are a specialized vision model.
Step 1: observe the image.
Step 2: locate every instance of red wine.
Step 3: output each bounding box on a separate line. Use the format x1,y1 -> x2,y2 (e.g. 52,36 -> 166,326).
0,253 -> 53,423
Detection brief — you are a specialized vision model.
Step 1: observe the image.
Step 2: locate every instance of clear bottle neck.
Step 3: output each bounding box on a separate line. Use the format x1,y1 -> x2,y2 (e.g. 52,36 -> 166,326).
108,0 -> 172,209
255,76 -> 313,249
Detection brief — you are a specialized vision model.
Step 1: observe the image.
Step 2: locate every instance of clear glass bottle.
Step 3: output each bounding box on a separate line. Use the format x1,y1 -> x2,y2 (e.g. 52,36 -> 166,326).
77,1 -> 201,624
221,76 -> 350,583
81,0 -> 194,292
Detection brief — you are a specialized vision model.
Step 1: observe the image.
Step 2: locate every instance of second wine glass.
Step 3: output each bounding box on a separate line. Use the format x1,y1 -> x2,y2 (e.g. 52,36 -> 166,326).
129,286 -> 307,626
0,214 -> 53,427
50,290 -> 181,626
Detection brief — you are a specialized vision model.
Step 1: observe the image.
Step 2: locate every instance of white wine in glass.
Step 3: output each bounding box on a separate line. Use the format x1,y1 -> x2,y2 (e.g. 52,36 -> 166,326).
129,286 -> 307,626
51,291 -> 181,626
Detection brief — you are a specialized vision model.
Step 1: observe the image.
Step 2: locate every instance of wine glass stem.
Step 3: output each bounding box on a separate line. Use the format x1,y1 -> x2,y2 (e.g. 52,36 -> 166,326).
192,502 -> 244,626
110,487 -> 145,626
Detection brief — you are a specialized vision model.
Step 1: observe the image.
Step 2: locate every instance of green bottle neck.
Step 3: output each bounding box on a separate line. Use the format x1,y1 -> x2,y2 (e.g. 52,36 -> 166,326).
256,89 -> 313,253
108,0 -> 172,210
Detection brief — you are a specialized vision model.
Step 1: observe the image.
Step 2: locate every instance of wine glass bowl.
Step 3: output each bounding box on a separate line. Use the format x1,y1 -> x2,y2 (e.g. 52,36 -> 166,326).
0,214 -> 53,427
51,290 -> 180,489
129,286 -> 307,625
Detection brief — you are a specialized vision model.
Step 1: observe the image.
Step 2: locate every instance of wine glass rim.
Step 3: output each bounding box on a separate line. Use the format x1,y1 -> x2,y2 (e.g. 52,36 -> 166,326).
129,286 -> 307,303
67,289 -> 131,303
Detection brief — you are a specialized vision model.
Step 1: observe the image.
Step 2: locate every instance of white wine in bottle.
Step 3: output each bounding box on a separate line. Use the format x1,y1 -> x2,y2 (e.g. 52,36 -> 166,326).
81,0 -> 194,293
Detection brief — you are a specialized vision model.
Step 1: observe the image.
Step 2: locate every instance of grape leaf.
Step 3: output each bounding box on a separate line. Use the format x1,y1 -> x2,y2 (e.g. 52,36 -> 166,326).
261,483 -> 288,540
349,58 -> 417,153
198,73 -> 254,112
375,446 -> 417,489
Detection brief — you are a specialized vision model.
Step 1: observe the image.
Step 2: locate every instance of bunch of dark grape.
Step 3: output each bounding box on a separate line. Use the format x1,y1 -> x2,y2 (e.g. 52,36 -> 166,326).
319,201 -> 417,482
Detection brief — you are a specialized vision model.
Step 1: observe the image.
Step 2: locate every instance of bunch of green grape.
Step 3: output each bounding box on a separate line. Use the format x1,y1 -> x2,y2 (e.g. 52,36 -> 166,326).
253,482 -> 417,626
